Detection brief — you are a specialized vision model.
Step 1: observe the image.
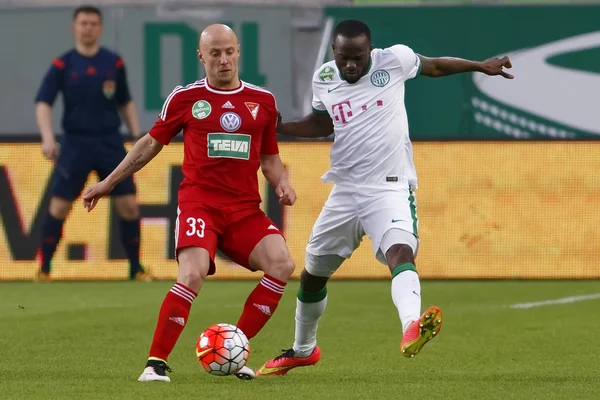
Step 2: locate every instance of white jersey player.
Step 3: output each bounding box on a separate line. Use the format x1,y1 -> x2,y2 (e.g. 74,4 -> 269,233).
257,19 -> 513,376
308,43 -> 423,267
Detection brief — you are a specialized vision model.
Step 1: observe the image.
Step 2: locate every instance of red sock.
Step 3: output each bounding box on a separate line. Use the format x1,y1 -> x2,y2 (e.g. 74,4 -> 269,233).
237,274 -> 286,339
148,283 -> 197,361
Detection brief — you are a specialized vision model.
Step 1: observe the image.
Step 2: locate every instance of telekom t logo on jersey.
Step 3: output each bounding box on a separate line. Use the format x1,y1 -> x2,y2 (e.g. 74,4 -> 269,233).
331,101 -> 353,124
331,100 -> 384,124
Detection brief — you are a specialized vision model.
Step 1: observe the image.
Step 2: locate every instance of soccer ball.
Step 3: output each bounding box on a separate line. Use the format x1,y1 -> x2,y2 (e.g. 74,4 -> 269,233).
196,323 -> 250,376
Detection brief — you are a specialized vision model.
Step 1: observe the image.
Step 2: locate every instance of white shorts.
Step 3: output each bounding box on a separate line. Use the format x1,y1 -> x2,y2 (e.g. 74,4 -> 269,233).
306,184 -> 420,266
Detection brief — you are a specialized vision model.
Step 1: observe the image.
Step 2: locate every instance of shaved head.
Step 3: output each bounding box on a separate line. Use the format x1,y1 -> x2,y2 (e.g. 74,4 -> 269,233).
199,24 -> 238,51
198,24 -> 241,89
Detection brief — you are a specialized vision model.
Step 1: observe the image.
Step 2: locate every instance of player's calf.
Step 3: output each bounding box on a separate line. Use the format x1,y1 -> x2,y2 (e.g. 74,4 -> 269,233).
115,196 -> 146,280
39,197 -> 72,276
140,247 -> 210,382
236,274 -> 288,339
237,235 -> 295,339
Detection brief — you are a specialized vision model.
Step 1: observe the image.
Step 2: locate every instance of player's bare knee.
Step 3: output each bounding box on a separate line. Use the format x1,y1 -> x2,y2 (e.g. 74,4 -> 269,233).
250,235 -> 295,280
176,248 -> 211,292
385,244 -> 415,270
281,256 -> 296,279
177,264 -> 206,293
49,197 -> 72,220
114,195 -> 140,220
263,254 -> 295,282
300,269 -> 328,293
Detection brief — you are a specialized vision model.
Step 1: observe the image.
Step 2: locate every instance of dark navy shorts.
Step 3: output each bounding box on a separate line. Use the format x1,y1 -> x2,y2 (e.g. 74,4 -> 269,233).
50,135 -> 136,201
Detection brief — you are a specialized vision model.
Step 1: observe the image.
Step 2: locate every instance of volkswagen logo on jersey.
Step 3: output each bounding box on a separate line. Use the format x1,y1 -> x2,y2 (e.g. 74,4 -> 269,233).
220,112 -> 242,132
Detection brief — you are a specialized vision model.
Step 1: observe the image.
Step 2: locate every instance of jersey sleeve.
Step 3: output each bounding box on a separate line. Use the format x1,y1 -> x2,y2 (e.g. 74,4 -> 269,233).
34,58 -> 65,105
148,86 -> 186,145
115,58 -> 132,106
260,95 -> 279,155
311,79 -> 328,115
389,45 -> 422,81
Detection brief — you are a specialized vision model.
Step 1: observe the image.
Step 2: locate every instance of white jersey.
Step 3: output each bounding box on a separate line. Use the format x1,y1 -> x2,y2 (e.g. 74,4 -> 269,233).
312,45 -> 422,189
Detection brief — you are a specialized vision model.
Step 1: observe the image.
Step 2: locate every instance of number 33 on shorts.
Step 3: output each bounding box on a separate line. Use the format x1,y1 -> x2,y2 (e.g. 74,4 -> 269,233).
175,207 -> 218,256
186,217 -> 206,238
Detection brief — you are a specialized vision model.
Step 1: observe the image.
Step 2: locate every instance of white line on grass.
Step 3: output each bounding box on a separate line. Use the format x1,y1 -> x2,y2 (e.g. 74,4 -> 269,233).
510,293 -> 600,309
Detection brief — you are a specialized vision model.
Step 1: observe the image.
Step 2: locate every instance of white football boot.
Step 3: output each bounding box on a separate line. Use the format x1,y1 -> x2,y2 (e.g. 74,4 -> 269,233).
234,365 -> 255,380
138,359 -> 172,382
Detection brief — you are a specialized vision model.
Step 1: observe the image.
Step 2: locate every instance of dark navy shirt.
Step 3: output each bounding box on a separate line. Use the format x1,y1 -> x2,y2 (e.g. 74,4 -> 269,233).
35,47 -> 132,138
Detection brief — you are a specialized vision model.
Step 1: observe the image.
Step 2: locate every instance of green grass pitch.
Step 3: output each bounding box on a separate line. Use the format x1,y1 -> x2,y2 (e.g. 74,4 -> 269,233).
2,280 -> 600,399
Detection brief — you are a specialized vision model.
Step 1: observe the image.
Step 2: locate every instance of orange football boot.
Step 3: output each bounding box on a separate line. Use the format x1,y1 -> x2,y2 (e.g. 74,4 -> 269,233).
400,306 -> 443,358
256,346 -> 321,376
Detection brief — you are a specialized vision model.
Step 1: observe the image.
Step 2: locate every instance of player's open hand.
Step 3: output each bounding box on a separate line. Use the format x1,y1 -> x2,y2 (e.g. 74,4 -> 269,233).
480,56 -> 514,79
82,180 -> 114,212
275,180 -> 296,206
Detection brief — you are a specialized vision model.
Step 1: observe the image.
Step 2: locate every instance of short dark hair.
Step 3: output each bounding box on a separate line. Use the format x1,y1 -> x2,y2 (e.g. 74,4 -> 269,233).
332,19 -> 371,43
73,5 -> 102,21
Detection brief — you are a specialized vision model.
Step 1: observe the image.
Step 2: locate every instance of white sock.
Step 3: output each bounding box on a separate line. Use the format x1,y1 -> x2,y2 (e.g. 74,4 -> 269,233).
391,269 -> 421,333
292,288 -> 327,357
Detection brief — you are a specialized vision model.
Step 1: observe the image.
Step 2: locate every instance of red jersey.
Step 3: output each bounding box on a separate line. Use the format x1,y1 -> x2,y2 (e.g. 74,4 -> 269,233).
149,78 -> 279,207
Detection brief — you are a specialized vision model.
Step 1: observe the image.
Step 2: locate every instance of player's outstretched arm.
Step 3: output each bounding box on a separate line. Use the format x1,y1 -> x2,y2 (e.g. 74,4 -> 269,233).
82,134 -> 163,211
277,111 -> 333,138
418,54 -> 514,79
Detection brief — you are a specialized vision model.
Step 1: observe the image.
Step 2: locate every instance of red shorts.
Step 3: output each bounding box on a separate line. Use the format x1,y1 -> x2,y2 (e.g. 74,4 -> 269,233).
175,202 -> 284,275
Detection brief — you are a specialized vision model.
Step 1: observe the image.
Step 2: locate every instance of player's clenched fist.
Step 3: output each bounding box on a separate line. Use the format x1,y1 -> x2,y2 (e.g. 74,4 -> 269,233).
275,180 -> 296,206
82,180 -> 114,212
41,139 -> 60,161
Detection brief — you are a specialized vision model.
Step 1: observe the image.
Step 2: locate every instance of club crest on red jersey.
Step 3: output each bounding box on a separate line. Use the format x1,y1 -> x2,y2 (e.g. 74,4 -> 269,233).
245,102 -> 260,120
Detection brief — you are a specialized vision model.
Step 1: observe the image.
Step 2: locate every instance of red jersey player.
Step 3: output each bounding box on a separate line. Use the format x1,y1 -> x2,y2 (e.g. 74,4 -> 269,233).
82,24 -> 296,382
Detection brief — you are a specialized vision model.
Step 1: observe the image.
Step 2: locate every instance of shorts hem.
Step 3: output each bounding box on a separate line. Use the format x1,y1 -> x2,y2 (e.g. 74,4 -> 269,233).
306,247 -> 351,260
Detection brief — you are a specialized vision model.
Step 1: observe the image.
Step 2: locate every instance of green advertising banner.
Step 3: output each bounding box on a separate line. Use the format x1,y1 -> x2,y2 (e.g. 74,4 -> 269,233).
325,5 -> 600,139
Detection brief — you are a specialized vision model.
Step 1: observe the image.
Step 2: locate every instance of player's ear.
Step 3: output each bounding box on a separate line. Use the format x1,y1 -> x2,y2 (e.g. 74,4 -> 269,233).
197,49 -> 203,62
